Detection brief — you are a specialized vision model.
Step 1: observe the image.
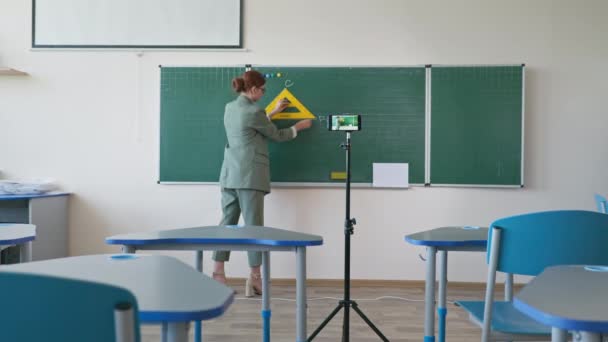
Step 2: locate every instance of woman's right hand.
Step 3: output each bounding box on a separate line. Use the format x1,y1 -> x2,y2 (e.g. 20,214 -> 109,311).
273,99 -> 290,113
294,119 -> 313,131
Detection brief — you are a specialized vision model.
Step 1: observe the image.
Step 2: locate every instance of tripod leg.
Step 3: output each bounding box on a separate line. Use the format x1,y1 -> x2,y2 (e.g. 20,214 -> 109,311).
342,300 -> 353,342
351,302 -> 389,342
344,301 -> 350,342
307,304 -> 343,341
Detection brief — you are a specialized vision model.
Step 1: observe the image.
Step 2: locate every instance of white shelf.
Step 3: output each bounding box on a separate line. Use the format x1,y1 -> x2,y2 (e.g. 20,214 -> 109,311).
0,68 -> 28,76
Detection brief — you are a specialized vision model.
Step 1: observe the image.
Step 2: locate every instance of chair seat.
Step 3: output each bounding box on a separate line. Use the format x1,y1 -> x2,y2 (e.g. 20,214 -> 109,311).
456,300 -> 551,335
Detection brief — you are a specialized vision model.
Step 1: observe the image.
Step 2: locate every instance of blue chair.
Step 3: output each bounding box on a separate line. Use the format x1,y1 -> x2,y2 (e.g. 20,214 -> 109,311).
456,210 -> 608,342
594,193 -> 607,213
0,272 -> 140,342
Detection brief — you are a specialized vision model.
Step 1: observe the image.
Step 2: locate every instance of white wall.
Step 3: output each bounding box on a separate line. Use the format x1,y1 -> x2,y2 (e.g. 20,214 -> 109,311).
1,0 -> 607,282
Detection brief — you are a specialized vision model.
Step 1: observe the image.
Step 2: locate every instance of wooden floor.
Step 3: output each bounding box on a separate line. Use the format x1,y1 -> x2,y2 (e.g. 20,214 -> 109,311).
141,282 -> 493,341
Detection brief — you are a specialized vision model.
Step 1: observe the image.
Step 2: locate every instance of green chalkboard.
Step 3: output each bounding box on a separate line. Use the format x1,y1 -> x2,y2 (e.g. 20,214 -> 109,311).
430,66 -> 524,186
159,66 -> 426,184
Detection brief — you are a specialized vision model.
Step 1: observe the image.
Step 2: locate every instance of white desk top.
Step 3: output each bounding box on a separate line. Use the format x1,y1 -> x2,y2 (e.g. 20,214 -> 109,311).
514,265 -> 608,332
1,254 -> 234,322
0,224 -> 36,246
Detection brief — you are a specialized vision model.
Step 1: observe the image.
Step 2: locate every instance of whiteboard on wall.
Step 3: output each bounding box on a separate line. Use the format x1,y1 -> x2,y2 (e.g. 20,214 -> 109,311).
32,0 -> 242,48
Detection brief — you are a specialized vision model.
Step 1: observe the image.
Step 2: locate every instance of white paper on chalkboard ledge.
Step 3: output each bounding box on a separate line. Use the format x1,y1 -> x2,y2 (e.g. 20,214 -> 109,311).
373,163 -> 409,188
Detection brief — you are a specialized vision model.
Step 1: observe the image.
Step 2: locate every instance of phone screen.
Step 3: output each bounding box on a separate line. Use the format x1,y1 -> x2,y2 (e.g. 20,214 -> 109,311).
330,115 -> 361,131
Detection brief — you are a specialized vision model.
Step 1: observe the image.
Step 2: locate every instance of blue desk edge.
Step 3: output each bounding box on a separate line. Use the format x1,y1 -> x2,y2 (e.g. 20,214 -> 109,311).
140,293 -> 235,322
404,235 -> 487,247
513,298 -> 608,332
0,236 -> 36,245
0,192 -> 70,200
106,237 -> 323,247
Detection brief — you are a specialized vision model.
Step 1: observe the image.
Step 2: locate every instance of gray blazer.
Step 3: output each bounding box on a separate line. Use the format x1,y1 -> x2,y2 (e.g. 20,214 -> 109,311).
219,95 -> 296,193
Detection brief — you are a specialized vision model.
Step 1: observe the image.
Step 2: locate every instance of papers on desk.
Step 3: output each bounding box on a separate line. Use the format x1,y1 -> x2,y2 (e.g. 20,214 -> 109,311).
372,163 -> 409,188
0,179 -> 57,195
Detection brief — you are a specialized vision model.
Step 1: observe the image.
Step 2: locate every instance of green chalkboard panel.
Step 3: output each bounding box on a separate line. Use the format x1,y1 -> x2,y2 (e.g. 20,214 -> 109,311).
160,67 -> 243,183
160,66 -> 426,184
430,66 -> 524,186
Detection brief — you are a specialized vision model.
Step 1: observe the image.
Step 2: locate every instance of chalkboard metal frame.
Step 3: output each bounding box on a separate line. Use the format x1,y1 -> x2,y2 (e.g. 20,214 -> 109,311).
158,181 -> 426,188
31,0 -> 243,49
424,65 -> 432,185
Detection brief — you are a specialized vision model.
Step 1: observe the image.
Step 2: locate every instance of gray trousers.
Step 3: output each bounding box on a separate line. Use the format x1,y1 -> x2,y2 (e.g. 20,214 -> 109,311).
212,188 -> 265,267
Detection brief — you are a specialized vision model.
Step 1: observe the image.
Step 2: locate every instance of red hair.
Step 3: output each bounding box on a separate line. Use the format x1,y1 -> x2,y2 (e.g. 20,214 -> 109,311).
232,70 -> 266,92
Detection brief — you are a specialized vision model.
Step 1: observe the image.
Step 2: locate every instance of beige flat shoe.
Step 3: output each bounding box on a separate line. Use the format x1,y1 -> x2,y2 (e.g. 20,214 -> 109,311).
245,272 -> 262,297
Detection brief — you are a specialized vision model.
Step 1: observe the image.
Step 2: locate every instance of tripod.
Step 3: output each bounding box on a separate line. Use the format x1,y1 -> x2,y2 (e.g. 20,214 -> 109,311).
308,131 -> 389,342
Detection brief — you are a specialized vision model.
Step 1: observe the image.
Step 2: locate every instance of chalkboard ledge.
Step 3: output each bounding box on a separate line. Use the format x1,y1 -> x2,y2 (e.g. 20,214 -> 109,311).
157,181 -> 424,189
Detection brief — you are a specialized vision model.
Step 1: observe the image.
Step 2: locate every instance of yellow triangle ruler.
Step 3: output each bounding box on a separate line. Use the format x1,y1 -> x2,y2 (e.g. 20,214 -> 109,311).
265,88 -> 316,120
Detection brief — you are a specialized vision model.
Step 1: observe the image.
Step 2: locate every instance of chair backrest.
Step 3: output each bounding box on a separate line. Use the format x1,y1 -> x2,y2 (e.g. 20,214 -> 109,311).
0,272 -> 140,342
488,210 -> 608,276
595,193 -> 607,213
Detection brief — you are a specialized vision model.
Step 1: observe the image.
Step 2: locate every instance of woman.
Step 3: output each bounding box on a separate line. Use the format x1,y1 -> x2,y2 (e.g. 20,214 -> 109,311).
213,70 -> 312,297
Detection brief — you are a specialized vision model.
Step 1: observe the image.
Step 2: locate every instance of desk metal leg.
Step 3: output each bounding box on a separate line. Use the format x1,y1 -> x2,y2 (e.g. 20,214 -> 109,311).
296,247 -> 307,342
505,273 -> 513,301
437,250 -> 447,342
162,323 -> 168,342
19,241 -> 32,263
424,246 -> 437,342
166,322 -> 189,342
262,251 -> 271,342
551,327 -> 567,342
195,250 -> 204,342
578,332 -> 601,342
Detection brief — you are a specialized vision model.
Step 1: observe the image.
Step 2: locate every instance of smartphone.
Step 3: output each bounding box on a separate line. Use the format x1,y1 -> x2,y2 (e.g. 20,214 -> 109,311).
327,114 -> 362,131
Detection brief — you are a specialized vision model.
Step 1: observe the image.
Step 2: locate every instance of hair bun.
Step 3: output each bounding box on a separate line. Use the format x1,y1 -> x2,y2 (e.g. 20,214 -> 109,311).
231,70 -> 266,93
232,77 -> 245,92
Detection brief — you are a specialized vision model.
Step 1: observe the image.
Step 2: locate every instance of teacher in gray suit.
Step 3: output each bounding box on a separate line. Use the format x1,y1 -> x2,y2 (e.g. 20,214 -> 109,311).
213,70 -> 312,297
